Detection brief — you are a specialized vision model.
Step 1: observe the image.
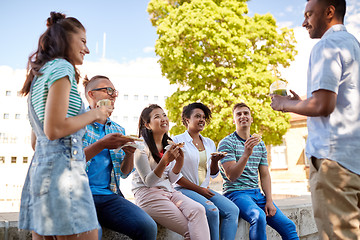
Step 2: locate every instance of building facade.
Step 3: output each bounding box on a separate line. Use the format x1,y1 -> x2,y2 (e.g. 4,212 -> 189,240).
0,64 -> 176,211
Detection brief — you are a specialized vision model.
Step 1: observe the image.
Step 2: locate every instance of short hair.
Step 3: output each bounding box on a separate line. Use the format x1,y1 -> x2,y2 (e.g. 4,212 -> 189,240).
232,103 -> 251,113
181,102 -> 212,127
308,0 -> 346,21
83,75 -> 110,96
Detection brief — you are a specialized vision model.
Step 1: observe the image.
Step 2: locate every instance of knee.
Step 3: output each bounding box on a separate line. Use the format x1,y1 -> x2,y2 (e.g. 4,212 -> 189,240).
145,218 -> 158,235
287,218 -> 297,231
226,204 -> 240,220
249,209 -> 266,226
257,211 -> 267,226
204,201 -> 219,219
137,215 -> 158,236
191,202 -> 207,217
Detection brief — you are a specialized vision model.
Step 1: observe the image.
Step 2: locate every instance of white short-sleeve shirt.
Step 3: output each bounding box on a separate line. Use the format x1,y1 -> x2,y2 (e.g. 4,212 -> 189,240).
306,24 -> 360,175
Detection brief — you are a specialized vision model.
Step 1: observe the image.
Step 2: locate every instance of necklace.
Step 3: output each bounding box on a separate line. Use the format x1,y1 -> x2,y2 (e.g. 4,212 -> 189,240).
193,141 -> 203,151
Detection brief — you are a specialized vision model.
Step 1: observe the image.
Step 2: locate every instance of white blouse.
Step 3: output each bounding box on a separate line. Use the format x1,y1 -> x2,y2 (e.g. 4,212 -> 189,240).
173,131 -> 219,188
131,142 -> 182,194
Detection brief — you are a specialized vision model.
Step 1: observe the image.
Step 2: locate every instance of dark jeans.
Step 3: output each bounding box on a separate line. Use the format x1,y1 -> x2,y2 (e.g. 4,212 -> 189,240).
93,194 -> 157,240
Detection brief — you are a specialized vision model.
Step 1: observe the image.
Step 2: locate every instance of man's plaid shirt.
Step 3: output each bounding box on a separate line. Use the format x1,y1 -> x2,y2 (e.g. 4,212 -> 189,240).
83,118 -> 132,194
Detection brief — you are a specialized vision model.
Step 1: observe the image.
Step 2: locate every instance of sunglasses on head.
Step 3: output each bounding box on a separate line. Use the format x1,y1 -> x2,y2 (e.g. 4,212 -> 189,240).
91,87 -> 118,97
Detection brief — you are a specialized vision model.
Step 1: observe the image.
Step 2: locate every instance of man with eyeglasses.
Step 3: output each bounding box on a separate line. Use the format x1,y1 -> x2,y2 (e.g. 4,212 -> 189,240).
82,75 -> 157,240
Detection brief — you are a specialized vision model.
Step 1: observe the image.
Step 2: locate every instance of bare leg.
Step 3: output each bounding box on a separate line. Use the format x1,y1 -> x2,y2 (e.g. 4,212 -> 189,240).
32,231 -> 56,240
32,229 -> 98,240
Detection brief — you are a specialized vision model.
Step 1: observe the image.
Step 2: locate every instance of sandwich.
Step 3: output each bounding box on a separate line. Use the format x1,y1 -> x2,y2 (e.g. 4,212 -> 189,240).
121,135 -> 144,141
96,99 -> 112,108
210,152 -> 228,156
167,139 -> 185,148
252,133 -> 262,142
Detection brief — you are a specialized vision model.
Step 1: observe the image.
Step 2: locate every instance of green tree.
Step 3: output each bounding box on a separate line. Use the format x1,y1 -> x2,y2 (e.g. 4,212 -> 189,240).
148,0 -> 297,145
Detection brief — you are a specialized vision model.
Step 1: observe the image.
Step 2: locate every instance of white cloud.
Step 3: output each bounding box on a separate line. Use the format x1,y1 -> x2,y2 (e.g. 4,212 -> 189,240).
280,0 -> 360,97
78,57 -> 177,95
0,66 -> 27,90
278,21 -> 294,28
345,0 -> 360,41
280,27 -> 318,97
143,46 -> 155,53
285,6 -> 294,13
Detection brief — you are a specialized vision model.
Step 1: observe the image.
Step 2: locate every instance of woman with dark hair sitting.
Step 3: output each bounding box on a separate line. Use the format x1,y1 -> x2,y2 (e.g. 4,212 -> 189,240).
173,102 -> 239,240
131,104 -> 210,240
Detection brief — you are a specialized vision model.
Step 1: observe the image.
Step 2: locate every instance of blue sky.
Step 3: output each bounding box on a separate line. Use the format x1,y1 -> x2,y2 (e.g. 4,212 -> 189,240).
1,0 -> 306,69
1,0 -> 359,97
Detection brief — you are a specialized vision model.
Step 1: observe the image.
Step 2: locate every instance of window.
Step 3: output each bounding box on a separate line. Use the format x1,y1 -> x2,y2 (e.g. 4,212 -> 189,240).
23,157 -> 28,164
123,94 -> 128,100
154,96 -> 159,101
3,113 -> 9,119
15,114 -> 21,119
123,116 -> 128,122
133,116 -> 139,122
270,139 -> 288,169
24,136 -> 31,144
0,133 -> 8,143
10,137 -> 17,144
144,95 -> 149,101
11,157 -> 17,164
134,95 -> 139,100
6,91 -> 11,96
0,156 -> 4,164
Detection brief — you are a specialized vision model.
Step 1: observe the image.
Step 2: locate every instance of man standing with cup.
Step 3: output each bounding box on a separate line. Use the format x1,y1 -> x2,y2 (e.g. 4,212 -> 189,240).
271,0 -> 360,238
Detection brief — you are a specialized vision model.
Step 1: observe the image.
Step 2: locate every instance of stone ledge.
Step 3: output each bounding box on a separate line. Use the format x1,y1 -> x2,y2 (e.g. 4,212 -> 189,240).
0,195 -> 318,240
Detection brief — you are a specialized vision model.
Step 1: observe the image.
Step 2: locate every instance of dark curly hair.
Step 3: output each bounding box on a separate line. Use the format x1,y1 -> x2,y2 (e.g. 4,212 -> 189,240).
181,102 -> 212,127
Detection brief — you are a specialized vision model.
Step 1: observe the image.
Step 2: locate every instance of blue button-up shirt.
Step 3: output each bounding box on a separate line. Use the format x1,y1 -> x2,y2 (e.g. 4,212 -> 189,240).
83,117 -> 132,194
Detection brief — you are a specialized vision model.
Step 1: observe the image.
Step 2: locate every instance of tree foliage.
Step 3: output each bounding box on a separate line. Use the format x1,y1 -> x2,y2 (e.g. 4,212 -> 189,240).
147,0 -> 297,145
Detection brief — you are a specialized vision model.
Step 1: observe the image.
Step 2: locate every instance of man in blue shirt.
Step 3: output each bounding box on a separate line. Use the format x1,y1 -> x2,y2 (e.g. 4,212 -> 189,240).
271,0 -> 360,238
83,75 -> 157,240
218,103 -> 299,240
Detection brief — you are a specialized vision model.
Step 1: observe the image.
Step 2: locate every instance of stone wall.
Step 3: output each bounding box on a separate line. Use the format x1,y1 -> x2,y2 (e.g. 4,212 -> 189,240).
0,195 -> 318,240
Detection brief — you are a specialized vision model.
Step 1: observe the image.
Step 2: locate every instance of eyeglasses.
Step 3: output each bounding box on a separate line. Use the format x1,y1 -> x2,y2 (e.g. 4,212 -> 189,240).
91,87 -> 118,97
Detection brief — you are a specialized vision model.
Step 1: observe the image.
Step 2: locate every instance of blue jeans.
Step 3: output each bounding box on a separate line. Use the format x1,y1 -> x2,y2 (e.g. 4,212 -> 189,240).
93,194 -> 157,240
225,189 -> 299,240
177,188 -> 239,240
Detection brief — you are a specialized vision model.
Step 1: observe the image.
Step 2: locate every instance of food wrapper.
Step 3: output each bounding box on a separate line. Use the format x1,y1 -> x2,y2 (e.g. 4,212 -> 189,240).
165,141 -> 186,153
96,99 -> 112,107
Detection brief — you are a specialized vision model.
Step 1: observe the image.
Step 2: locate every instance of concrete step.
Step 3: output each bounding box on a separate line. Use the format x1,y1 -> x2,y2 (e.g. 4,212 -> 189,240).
0,195 -> 318,240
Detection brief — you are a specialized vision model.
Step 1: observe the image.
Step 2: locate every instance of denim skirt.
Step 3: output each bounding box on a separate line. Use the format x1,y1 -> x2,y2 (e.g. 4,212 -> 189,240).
19,134 -> 98,235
